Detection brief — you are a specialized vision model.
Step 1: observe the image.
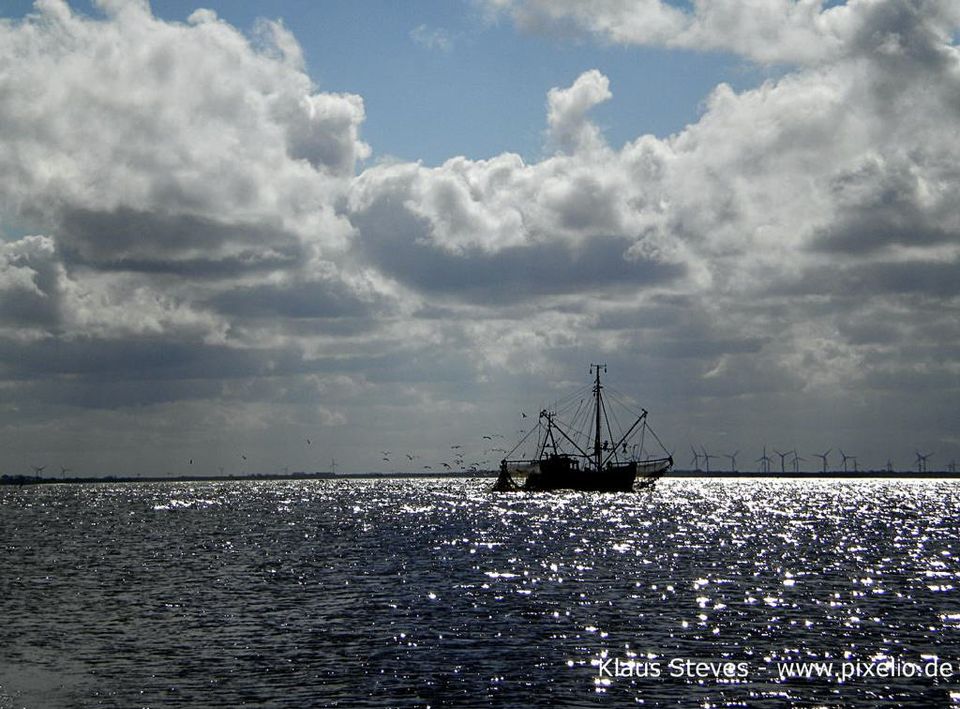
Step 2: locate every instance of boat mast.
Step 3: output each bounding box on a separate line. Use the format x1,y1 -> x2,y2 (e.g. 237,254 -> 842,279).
591,363 -> 606,472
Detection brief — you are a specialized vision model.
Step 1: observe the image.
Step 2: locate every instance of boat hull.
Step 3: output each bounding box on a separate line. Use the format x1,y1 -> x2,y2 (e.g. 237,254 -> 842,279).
493,455 -> 672,492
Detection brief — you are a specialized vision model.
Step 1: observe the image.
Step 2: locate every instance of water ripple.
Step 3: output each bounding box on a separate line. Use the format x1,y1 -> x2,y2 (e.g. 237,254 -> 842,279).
1,479 -> 958,706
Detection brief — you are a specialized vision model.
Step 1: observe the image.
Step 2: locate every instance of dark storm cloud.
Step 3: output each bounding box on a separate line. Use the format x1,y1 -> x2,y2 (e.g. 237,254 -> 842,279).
0,334 -> 382,409
14,376 -> 225,410
0,336 -> 287,382
842,259 -> 960,298
210,279 -> 382,320
812,214 -> 956,255
810,155 -> 960,255
349,191 -> 683,304
0,285 -> 60,327
590,297 -> 769,360
591,297 -> 700,332
58,207 -> 304,275
0,236 -> 63,328
645,335 -> 767,360
834,317 -> 904,346
768,259 -> 960,300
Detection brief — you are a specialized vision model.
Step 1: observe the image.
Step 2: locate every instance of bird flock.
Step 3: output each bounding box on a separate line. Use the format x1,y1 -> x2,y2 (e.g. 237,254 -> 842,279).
22,432 -> 951,478
376,433 -> 509,474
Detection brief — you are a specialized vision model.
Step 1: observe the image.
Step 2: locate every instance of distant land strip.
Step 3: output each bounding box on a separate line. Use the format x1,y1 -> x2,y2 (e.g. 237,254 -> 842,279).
666,470 -> 960,479
0,471 -> 495,485
3,470 -> 960,485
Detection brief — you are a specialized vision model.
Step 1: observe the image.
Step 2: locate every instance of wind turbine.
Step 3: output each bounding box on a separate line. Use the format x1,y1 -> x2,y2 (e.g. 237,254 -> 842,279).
791,450 -> 806,474
773,449 -> 790,474
724,450 -> 740,472
31,465 -> 45,478
839,450 -> 853,473
701,446 -> 718,473
756,446 -> 772,474
690,445 -> 702,472
813,449 -> 831,474
915,450 -> 932,473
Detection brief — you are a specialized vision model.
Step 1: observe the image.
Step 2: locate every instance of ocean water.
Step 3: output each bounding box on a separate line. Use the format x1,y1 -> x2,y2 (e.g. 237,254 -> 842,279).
2,478 -> 959,707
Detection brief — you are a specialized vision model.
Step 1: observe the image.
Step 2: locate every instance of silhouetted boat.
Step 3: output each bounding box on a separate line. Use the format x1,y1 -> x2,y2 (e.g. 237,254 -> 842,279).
494,364 -> 672,492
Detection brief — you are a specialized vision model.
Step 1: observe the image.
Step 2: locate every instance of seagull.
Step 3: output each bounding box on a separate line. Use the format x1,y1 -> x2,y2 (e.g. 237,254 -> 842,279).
241,455 -> 247,461
306,439 -> 311,445
521,411 -> 528,418
482,435 -> 493,440
442,463 -> 451,469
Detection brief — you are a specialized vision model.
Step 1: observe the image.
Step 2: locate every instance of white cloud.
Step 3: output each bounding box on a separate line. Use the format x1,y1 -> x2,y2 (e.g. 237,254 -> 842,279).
0,0 -> 367,238
1,0 -> 959,471
344,1 -> 960,467
485,0 -> 960,66
410,24 -> 454,52
545,69 -> 612,155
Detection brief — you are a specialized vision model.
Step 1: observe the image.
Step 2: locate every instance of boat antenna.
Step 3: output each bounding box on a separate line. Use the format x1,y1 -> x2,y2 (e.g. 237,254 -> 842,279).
590,363 -> 606,472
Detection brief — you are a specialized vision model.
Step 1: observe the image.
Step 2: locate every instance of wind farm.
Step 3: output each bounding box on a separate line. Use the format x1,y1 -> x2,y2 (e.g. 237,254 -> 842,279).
4,423 -> 959,486
669,444 -> 958,478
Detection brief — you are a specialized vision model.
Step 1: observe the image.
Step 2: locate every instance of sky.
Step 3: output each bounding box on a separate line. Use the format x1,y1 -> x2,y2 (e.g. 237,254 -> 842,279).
0,0 -> 958,476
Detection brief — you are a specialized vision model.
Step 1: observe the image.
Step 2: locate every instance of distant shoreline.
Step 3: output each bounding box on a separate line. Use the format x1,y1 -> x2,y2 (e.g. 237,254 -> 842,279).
3,469 -> 960,485
0,470 -> 496,486
666,470 -> 960,479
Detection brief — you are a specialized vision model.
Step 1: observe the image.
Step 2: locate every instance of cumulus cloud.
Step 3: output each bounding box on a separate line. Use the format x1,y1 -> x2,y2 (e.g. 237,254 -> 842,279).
545,69 -> 611,154
1,0 -> 959,472
0,0 -> 368,252
347,106 -> 686,306
342,0 -> 960,466
0,0 -> 387,419
0,235 -> 64,331
485,0 -> 960,66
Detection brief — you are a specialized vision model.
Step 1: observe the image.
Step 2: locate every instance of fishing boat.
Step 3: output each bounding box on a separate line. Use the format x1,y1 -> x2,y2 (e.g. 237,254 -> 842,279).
493,364 -> 673,492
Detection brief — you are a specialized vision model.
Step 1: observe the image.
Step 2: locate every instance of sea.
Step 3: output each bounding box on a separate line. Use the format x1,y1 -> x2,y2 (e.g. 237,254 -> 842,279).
2,478 -> 959,707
